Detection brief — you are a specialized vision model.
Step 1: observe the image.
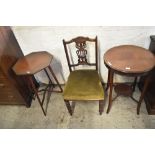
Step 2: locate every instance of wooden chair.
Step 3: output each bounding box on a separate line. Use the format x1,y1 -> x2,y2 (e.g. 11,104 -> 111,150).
62,36 -> 105,115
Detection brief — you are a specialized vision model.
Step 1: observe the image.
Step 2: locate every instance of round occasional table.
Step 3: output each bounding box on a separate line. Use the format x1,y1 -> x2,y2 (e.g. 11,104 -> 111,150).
104,45 -> 155,114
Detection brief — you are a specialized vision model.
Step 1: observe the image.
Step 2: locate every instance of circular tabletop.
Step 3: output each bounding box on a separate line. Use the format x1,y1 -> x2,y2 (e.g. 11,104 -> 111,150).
104,45 -> 155,74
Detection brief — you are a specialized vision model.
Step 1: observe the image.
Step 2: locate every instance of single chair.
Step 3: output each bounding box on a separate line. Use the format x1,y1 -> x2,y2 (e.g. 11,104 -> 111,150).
62,36 -> 105,115
12,51 -> 63,116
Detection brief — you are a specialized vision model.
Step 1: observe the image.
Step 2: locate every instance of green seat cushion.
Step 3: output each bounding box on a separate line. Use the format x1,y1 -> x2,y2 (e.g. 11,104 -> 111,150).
63,70 -> 104,100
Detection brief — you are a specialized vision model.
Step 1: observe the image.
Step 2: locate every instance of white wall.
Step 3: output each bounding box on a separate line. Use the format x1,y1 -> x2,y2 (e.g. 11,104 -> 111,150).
12,26 -> 155,84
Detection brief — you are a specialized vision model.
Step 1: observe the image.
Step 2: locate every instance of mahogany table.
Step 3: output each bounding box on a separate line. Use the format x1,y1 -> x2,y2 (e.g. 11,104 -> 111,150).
104,45 -> 155,114
12,51 -> 63,116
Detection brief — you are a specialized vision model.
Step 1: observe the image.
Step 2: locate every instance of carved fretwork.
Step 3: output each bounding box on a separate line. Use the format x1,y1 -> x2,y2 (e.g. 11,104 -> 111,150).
75,41 -> 88,64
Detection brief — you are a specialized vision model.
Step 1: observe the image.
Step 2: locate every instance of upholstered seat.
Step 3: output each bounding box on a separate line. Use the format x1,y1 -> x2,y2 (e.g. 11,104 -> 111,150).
63,70 -> 104,100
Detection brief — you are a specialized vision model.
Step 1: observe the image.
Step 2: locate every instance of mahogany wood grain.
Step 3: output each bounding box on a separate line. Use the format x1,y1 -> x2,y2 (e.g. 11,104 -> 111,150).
104,45 -> 155,114
104,45 -> 155,74
0,26 -> 38,106
13,51 -> 62,116
12,51 -> 53,75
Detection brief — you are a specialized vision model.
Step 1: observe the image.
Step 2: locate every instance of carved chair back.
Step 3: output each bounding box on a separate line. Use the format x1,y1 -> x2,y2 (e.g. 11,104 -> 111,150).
63,36 -> 98,72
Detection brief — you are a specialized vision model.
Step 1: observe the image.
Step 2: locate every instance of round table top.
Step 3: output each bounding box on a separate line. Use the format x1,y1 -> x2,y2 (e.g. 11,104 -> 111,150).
104,45 -> 155,74
13,51 -> 53,75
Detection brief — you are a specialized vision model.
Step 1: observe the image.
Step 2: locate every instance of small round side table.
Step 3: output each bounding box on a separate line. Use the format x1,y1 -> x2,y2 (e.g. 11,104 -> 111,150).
104,45 -> 155,114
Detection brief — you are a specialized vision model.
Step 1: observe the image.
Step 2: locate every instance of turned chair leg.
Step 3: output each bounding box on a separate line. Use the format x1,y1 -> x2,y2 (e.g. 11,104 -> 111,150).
99,100 -> 104,115
64,100 -> 73,116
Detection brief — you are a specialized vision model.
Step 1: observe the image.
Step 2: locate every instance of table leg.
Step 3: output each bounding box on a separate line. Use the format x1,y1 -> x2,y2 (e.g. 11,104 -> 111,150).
28,75 -> 46,116
107,69 -> 114,113
106,69 -> 110,91
44,68 -> 53,85
48,65 -> 63,92
25,75 -> 35,100
137,75 -> 150,115
132,77 -> 137,92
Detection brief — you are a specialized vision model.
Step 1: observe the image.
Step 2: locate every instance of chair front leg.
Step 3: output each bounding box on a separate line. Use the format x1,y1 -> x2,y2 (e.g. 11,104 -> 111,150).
64,100 -> 73,116
99,100 -> 104,115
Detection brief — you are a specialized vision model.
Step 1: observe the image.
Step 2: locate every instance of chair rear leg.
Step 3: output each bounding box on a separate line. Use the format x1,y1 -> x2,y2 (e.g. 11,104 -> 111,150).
64,100 -> 73,116
99,100 -> 104,115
